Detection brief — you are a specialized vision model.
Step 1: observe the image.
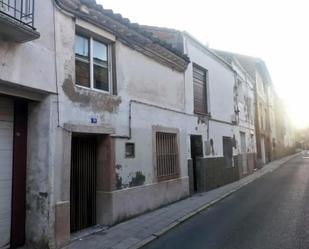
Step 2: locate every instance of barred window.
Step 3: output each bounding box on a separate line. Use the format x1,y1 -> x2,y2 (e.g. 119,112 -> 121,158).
156,132 -> 179,181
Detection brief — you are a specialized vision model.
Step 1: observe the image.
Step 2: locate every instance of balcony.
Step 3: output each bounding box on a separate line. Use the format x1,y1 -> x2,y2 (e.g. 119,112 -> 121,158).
0,0 -> 40,42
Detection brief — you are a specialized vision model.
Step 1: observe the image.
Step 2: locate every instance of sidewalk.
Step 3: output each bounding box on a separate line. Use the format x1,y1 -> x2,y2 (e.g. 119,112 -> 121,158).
64,153 -> 299,249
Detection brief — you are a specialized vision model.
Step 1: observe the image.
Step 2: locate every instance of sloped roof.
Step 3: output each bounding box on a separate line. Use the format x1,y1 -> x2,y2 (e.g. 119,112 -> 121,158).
141,25 -> 235,72
55,0 -> 190,72
213,49 -> 272,85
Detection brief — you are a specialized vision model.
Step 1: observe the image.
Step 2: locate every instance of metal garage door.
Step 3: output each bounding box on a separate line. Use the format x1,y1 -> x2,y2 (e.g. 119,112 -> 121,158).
0,97 -> 14,249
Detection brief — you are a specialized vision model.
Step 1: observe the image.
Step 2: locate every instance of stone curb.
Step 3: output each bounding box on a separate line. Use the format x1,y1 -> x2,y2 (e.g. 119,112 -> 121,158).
129,153 -> 300,249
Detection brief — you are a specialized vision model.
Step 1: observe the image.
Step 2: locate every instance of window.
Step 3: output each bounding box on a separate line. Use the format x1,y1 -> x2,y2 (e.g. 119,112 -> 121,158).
75,34 -> 111,92
155,132 -> 179,181
125,143 -> 135,158
193,64 -> 208,115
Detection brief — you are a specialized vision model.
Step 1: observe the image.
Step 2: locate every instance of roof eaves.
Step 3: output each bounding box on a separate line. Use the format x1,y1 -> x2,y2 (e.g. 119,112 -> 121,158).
55,0 -> 190,71
56,0 -> 190,64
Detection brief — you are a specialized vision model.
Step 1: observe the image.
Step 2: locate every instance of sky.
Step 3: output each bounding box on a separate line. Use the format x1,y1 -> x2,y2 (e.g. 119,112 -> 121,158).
98,0 -> 309,128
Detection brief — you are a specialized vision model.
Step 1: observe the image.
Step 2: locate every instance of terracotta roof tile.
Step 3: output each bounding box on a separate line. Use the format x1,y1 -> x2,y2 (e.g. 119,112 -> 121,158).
56,0 -> 189,71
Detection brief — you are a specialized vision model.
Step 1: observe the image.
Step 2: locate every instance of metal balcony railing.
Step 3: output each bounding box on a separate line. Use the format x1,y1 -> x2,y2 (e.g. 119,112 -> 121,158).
0,0 -> 35,28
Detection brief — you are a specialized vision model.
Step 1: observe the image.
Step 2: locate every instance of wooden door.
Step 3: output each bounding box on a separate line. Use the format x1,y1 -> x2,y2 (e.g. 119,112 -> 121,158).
70,136 -> 97,233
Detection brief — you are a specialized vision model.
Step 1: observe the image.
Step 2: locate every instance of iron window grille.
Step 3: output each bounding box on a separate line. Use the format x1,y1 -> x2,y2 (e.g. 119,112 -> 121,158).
0,0 -> 35,28
125,142 -> 135,158
156,132 -> 179,181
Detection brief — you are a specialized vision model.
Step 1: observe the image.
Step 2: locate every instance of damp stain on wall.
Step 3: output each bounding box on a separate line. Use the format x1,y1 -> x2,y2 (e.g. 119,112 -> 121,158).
115,163 -> 146,189
129,171 -> 146,187
62,78 -> 121,112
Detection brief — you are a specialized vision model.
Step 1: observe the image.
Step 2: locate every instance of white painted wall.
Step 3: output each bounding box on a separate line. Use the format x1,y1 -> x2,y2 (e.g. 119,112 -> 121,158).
183,33 -> 236,157
54,10 -> 198,188
0,0 -> 56,93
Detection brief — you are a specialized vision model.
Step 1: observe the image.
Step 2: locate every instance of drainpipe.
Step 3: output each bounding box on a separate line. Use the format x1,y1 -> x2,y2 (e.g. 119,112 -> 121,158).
112,100 -> 132,140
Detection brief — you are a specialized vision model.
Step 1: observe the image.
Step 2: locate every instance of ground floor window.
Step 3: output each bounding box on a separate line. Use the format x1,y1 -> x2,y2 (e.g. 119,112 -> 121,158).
155,131 -> 179,181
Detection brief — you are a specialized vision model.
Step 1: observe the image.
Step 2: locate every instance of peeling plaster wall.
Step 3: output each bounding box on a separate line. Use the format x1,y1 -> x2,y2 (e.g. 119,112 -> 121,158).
53,6 -> 197,187
0,1 -> 59,248
0,0 -> 56,93
231,61 -> 257,156
53,9 -> 121,129
26,95 -> 58,248
115,103 -> 198,187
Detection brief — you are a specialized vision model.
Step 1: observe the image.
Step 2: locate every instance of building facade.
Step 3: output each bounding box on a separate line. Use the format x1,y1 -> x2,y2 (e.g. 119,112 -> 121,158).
0,0 -> 197,247
0,0 -> 295,248
0,0 -> 58,248
228,54 -> 274,167
142,27 -> 257,192
53,0 -> 199,247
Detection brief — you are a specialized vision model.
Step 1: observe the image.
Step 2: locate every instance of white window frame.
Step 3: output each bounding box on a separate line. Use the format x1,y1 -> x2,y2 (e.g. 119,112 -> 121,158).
75,35 -> 113,94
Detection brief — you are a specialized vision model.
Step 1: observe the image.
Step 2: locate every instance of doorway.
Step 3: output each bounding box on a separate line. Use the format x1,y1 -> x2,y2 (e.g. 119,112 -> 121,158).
190,135 -> 203,192
70,135 -> 97,233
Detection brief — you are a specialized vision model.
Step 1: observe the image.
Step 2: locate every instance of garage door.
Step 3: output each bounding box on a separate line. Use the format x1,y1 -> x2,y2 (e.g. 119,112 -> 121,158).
0,97 -> 14,249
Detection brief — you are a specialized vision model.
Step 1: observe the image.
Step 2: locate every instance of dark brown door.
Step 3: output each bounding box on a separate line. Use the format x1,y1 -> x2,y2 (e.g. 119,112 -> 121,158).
11,100 -> 28,248
223,136 -> 233,168
70,136 -> 97,233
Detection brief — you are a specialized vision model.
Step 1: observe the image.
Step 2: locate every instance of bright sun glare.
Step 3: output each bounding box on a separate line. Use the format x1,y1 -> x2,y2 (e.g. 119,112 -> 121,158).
98,0 -> 309,129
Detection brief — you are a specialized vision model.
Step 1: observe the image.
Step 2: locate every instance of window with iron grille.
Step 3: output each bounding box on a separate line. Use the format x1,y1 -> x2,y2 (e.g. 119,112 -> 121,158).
155,132 -> 179,181
125,142 -> 135,158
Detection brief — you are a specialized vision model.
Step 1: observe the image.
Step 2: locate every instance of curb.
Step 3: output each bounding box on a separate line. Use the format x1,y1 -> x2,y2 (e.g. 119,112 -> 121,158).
130,153 -> 300,249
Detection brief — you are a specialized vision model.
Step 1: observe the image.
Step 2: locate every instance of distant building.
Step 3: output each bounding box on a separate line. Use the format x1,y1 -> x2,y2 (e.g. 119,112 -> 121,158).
274,96 -> 296,157
212,50 -> 257,175
215,53 -> 274,167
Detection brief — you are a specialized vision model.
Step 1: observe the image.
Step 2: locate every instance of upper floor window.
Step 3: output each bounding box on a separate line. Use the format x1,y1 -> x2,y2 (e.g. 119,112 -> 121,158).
75,34 -> 111,92
193,64 -> 208,115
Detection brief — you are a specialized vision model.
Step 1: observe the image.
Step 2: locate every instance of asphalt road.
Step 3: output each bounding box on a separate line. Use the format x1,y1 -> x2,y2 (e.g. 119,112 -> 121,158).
143,155 -> 309,249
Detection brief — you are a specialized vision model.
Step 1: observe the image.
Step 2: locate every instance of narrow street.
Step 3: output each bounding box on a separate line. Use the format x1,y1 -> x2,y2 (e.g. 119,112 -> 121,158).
144,155 -> 309,249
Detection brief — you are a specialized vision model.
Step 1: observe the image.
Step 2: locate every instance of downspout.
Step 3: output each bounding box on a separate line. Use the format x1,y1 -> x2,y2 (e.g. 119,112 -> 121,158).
112,100 -> 132,140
